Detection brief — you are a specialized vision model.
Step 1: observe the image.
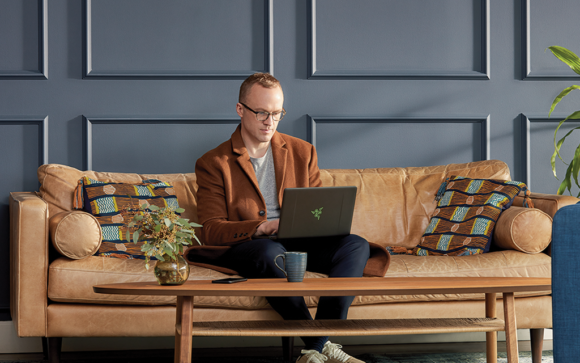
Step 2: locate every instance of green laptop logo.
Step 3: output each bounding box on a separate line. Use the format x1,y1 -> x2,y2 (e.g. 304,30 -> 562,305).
311,207 -> 323,220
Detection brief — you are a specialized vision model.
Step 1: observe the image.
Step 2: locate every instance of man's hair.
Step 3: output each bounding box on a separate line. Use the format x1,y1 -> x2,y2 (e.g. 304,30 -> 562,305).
238,73 -> 281,103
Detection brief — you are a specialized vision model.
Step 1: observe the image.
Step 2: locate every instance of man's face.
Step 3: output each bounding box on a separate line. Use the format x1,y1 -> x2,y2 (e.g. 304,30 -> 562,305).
237,84 -> 284,148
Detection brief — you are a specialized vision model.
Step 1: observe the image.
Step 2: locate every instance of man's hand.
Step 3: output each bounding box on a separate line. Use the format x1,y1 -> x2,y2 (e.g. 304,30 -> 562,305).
254,219 -> 280,237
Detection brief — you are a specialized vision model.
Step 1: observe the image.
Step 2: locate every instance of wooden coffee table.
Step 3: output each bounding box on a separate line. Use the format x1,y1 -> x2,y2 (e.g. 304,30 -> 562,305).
94,277 -> 550,363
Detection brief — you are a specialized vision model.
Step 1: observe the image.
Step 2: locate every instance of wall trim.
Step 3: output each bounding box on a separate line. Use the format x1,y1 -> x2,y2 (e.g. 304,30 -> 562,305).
0,116 -> 48,164
521,0 -> 580,79
83,0 -> 274,78
0,0 -> 48,79
519,113 -> 578,190
82,116 -> 239,170
307,115 -> 490,161
308,0 -> 490,79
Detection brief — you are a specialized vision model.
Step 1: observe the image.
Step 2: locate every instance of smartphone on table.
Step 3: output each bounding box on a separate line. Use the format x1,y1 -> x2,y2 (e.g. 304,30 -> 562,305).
211,277 -> 248,284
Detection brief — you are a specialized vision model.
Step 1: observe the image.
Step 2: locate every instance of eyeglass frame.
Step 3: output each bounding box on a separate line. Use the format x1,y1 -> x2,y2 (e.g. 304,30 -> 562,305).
239,102 -> 286,122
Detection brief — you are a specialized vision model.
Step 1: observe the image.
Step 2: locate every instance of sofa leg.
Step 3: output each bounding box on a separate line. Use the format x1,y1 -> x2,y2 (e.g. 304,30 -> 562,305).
530,328 -> 544,363
282,337 -> 295,362
42,337 -> 48,360
47,337 -> 62,363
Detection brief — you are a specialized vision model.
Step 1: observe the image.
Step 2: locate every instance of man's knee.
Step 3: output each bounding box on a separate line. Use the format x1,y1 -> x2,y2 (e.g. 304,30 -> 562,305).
343,234 -> 370,259
247,239 -> 287,276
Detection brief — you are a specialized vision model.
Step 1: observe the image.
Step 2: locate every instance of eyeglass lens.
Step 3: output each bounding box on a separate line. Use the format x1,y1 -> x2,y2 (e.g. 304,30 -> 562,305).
257,111 -> 284,121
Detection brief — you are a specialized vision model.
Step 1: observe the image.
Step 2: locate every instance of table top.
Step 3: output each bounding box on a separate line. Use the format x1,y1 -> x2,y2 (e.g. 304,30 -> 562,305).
93,277 -> 551,297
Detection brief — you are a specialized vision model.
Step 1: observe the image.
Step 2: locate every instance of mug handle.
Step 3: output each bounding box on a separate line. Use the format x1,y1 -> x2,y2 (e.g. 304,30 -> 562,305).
274,254 -> 288,277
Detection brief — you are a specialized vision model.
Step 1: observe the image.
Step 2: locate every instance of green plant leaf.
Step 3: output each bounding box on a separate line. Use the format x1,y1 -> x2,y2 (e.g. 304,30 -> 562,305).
193,234 -> 202,245
548,46 -> 580,76
551,126 -> 580,177
552,136 -> 566,179
549,85 -> 580,117
154,224 -> 162,232
553,111 -> 580,163
134,214 -> 143,221
558,160 -> 574,195
176,208 -> 185,213
164,218 -> 172,227
126,230 -> 131,243
132,230 -> 140,243
149,205 -> 160,211
573,144 -> 580,190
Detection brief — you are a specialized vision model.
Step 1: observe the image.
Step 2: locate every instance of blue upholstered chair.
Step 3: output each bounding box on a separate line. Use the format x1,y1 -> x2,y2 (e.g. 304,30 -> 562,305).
552,202 -> 580,362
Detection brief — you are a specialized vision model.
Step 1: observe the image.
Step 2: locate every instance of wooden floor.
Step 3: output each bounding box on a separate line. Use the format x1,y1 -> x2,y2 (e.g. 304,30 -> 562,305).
0,340 -> 552,361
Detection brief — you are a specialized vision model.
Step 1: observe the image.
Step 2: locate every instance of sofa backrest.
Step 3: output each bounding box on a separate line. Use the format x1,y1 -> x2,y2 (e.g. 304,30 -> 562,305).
38,159 -> 511,249
319,160 -> 511,248
38,164 -> 199,222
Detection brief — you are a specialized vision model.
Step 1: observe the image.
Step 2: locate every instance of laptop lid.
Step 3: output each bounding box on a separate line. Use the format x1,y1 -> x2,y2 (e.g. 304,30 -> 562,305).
276,186 -> 357,239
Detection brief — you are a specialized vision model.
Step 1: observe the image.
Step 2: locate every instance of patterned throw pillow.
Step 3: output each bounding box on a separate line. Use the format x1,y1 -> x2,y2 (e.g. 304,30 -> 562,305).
414,176 -> 529,256
75,177 -> 179,259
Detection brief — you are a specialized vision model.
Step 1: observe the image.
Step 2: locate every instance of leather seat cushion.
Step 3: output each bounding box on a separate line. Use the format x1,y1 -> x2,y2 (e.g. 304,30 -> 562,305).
48,250 -> 550,309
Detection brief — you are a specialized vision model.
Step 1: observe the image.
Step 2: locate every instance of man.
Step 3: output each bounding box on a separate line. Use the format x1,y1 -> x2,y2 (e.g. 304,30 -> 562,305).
188,73 -> 388,363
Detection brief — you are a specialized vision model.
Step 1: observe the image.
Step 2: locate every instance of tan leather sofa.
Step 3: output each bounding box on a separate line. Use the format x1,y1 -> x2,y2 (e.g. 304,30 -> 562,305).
10,160 -> 577,363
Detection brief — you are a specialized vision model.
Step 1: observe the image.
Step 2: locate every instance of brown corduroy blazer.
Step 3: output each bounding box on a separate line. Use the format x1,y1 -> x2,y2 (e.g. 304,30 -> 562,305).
185,125 -> 390,277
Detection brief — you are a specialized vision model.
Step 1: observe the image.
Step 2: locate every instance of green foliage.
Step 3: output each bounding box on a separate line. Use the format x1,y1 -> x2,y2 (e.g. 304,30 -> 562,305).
548,46 -> 580,196
127,204 -> 202,270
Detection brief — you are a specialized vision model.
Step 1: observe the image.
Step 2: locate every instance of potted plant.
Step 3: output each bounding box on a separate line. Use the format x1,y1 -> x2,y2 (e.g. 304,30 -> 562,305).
547,45 -> 580,196
126,203 -> 202,285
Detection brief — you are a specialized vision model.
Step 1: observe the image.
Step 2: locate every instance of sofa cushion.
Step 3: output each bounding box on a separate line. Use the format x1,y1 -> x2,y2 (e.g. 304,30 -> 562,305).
49,211 -> 102,259
78,177 -> 179,260
414,176 -> 528,256
493,206 -> 552,254
48,250 -> 550,309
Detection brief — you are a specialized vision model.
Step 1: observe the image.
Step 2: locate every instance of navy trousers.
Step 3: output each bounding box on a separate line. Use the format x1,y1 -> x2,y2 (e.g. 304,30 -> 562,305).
218,234 -> 370,352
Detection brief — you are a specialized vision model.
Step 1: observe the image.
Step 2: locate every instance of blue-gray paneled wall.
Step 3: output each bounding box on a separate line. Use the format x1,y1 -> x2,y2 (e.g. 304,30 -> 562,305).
1,0 -> 579,321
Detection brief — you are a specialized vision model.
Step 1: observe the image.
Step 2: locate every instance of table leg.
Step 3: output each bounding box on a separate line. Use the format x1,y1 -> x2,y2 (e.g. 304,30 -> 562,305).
175,296 -> 194,363
485,292 -> 497,363
503,292 -> 518,363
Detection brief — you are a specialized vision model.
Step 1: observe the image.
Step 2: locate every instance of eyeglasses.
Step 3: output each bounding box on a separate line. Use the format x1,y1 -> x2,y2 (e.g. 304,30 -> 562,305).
240,103 -> 286,122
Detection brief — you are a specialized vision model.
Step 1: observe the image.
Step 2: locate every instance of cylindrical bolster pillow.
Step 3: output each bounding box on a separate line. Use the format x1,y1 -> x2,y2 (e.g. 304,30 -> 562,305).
493,206 -> 552,254
49,211 -> 102,259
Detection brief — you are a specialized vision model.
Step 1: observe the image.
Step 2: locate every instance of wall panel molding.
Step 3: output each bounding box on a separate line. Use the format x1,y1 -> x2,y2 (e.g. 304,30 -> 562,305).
82,116 -> 239,170
0,0 -> 48,79
83,0 -> 273,78
0,116 -> 48,164
308,115 -> 490,160
522,0 -> 580,79
519,114 -> 578,189
308,0 -> 490,79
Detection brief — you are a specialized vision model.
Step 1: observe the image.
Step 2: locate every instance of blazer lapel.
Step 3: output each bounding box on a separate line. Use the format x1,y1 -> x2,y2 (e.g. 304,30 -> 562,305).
270,132 -> 288,204
231,126 -> 263,199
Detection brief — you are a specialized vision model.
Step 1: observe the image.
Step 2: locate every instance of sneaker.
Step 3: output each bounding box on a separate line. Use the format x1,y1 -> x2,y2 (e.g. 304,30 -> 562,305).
321,341 -> 364,363
296,349 -> 328,363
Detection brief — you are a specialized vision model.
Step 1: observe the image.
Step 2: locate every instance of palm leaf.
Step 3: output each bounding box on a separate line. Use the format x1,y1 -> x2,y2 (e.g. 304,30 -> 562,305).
573,144 -> 580,190
549,85 -> 580,117
552,111 -> 580,165
548,46 -> 580,76
551,125 -> 580,177
558,160 -> 574,195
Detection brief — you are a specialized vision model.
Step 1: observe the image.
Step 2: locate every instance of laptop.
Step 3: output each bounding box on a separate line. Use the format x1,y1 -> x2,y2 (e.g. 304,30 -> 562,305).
265,186 -> 357,240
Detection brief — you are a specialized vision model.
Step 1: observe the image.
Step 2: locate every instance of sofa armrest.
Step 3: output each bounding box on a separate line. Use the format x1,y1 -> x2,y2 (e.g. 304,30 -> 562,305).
10,192 -> 49,337
513,192 -> 579,218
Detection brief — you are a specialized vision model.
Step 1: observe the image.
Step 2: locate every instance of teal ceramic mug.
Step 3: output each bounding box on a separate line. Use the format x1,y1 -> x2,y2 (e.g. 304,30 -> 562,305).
274,252 -> 307,282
